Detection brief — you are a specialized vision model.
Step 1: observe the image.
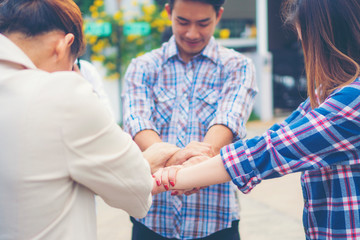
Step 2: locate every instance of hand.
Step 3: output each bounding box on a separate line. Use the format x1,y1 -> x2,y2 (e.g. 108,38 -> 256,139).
151,165 -> 182,195
186,141 -> 215,157
182,155 -> 210,168
152,158 -> 209,196
152,155 -> 230,195
143,142 -> 180,174
165,141 -> 214,167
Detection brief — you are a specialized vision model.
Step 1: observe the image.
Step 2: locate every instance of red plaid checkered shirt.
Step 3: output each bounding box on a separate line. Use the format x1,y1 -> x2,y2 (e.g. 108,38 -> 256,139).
221,79 -> 360,240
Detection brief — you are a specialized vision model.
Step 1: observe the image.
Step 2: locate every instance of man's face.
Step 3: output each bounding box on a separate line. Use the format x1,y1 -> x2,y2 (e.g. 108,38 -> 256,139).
165,0 -> 223,62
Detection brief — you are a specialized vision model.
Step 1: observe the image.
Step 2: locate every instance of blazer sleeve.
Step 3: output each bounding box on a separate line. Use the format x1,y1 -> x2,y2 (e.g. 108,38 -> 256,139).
58,73 -> 152,218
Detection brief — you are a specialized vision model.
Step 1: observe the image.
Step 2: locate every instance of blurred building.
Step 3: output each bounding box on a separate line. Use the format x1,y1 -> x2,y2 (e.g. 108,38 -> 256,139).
218,0 -> 306,120
103,0 -> 305,121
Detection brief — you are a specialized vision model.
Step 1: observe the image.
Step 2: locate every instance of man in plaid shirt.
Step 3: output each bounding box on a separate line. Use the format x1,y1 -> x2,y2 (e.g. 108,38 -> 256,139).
122,0 -> 257,239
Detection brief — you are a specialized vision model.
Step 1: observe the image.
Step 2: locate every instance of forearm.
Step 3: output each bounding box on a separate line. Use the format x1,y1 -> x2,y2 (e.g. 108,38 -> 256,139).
134,129 -> 162,151
174,155 -> 231,189
203,125 -> 233,155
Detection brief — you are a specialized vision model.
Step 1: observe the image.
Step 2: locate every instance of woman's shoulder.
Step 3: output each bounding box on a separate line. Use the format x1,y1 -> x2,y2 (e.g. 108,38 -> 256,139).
22,69 -> 95,107
349,78 -> 360,89
325,77 -> 360,110
336,78 -> 360,95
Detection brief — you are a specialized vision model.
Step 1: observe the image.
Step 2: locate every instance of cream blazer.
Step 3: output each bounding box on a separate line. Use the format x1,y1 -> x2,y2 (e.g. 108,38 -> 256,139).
0,34 -> 152,240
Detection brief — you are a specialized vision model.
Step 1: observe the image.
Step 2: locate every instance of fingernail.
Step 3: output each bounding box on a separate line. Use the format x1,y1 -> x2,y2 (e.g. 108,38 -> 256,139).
164,184 -> 169,190
171,191 -> 178,196
170,181 -> 175,187
152,175 -> 155,178
156,179 -> 161,186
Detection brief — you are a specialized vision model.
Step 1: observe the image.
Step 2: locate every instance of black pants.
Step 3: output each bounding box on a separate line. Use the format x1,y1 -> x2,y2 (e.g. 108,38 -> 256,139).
131,218 -> 240,240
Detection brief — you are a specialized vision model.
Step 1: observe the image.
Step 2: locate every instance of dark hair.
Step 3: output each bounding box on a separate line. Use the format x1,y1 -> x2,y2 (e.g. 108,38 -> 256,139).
282,0 -> 360,108
0,0 -> 86,57
167,0 -> 225,15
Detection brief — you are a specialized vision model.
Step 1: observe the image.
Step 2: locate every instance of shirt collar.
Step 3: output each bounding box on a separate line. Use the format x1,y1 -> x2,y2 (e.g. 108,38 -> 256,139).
164,36 -> 178,62
164,36 -> 219,64
201,37 -> 219,64
0,34 -> 37,70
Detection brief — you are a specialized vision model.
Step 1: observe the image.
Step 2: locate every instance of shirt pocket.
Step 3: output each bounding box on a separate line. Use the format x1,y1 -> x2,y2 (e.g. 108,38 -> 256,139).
195,88 -> 220,126
153,86 -> 176,126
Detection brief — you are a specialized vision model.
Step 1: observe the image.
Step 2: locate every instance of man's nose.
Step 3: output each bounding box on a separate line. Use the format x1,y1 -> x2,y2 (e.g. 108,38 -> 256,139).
185,25 -> 200,39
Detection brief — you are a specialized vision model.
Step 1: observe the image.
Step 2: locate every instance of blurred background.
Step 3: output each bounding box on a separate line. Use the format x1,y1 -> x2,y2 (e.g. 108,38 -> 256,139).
75,0 -> 307,125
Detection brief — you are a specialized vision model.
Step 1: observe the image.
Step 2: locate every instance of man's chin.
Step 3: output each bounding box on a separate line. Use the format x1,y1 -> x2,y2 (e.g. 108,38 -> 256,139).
183,47 -> 203,56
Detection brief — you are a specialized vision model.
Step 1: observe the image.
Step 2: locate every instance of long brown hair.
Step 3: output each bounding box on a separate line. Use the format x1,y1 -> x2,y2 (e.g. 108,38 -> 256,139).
0,0 -> 86,57
282,0 -> 360,108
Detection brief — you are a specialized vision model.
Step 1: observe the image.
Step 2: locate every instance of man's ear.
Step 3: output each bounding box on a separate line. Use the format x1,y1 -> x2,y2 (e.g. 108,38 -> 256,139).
55,33 -> 74,61
216,7 -> 224,23
165,3 -> 172,20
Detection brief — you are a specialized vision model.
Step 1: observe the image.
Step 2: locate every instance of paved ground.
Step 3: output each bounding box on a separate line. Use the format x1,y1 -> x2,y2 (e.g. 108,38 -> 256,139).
96,118 -> 306,240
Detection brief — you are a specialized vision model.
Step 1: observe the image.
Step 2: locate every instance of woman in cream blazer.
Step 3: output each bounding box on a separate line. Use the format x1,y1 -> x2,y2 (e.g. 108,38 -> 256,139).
0,0 -> 178,239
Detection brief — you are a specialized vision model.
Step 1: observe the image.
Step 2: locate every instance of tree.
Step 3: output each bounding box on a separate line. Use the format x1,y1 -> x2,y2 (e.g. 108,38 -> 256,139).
74,0 -> 95,15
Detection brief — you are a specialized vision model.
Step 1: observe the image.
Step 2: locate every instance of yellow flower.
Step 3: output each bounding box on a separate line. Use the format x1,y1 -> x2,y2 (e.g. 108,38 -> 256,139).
127,34 -> 138,42
160,9 -> 168,19
94,0 -> 103,7
105,62 -> 116,70
136,52 -> 145,57
89,5 -> 97,13
91,39 -> 108,53
219,28 -> 231,39
142,4 -> 156,16
143,15 -> 152,22
106,73 -> 120,80
250,26 -> 257,38
91,11 -> 99,19
91,55 -> 105,62
114,11 -> 122,21
136,38 -> 144,46
166,19 -> 172,26
131,0 -> 138,6
151,19 -> 162,28
151,19 -> 166,30
88,36 -> 98,45
91,45 -> 101,53
157,26 -> 165,32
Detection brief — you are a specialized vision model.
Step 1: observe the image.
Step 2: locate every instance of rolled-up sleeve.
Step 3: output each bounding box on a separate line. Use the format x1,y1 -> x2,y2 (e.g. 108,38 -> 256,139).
122,59 -> 159,138
209,57 -> 258,140
221,84 -> 360,194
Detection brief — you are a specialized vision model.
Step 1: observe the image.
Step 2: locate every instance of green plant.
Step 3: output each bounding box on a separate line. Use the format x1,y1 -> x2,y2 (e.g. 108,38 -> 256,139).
74,0 -> 95,15
248,111 -> 260,122
84,0 -> 171,79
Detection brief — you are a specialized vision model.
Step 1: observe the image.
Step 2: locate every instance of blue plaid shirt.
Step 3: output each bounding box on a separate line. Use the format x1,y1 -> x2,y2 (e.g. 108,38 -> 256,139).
122,36 -> 257,239
221,78 -> 360,240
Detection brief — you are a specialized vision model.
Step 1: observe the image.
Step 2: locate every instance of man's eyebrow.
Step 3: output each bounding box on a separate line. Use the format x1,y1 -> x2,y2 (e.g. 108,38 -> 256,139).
177,16 -> 211,23
177,16 -> 190,22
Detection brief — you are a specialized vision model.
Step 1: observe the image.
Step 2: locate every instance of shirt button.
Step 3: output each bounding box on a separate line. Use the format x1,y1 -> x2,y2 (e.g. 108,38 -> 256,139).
187,70 -> 193,79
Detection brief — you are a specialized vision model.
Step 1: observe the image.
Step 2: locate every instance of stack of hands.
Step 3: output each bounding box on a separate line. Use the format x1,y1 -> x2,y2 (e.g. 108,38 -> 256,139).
142,141 -> 215,196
